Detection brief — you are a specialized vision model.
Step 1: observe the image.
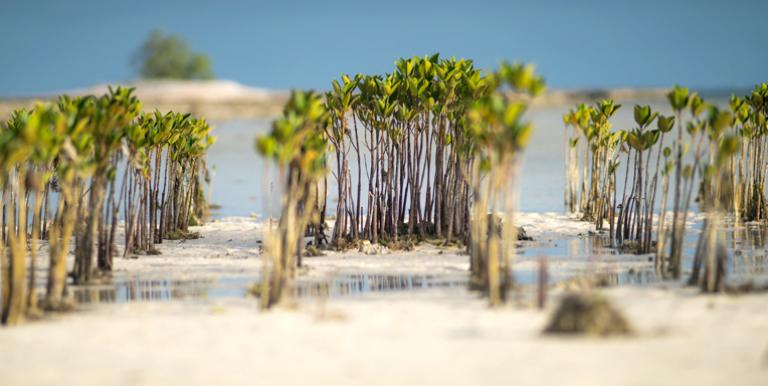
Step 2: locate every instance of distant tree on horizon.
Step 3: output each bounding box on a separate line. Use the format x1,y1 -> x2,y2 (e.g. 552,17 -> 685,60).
132,29 -> 214,80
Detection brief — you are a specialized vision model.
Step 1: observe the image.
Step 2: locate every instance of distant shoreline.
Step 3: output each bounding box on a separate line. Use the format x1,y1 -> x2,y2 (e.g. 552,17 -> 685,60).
0,80 -> 746,121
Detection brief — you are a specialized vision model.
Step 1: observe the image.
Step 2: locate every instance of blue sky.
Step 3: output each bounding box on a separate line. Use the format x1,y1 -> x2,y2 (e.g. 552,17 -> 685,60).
1,0 -> 766,96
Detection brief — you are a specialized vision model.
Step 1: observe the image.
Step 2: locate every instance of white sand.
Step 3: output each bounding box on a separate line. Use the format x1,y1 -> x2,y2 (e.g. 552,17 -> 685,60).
1,287 -> 765,386
114,212 -> 595,279
64,80 -> 282,102
1,214 -> 766,386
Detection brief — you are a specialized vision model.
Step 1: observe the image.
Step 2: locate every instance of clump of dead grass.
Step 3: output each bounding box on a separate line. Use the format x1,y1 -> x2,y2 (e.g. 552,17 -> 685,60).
544,293 -> 632,336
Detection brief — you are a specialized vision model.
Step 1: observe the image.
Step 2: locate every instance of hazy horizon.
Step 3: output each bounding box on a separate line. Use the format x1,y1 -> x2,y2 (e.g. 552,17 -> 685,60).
1,0 -> 767,97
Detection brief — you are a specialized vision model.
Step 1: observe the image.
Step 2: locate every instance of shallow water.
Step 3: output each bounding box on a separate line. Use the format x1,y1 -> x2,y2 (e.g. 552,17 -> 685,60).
205,118 -> 277,219
71,274 -> 469,304
71,264 -> 660,305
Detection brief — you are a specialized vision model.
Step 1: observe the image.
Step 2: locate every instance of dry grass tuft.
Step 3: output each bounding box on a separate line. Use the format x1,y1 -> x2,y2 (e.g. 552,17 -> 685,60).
544,293 -> 632,336
165,230 -> 202,240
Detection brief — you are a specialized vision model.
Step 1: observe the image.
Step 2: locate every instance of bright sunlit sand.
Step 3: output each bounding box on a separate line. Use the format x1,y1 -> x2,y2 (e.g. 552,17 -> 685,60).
1,217 -> 767,386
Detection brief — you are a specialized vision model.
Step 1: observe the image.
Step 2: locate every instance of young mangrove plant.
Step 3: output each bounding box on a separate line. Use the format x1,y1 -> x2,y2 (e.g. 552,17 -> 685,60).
0,88 -> 215,326
688,107 -> 737,292
561,87 -> 741,282
45,97 -> 93,310
323,55 -> 487,249
653,115 -> 676,269
585,100 -> 622,229
562,101 -> 621,226
324,74 -> 359,247
563,104 -> 592,214
255,90 -> 329,309
0,107 -> 52,324
665,87 -> 711,278
615,105 -> 664,253
561,85 -> 744,283
466,61 -> 544,306
73,87 -> 142,283
734,84 -> 768,222
259,56 -> 544,307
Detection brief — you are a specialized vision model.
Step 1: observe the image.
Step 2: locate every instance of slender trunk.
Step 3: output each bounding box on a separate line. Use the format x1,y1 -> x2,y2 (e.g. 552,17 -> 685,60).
27,186 -> 44,311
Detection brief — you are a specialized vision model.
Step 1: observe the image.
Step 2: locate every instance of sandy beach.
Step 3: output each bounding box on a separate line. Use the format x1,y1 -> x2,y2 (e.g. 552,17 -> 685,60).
1,214 -> 766,386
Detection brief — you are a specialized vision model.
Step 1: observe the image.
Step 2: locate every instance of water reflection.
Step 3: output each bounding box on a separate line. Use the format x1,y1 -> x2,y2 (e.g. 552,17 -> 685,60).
516,218 -> 768,286
519,233 -> 616,259
295,274 -> 467,298
72,274 -> 469,305
727,225 -> 768,278
73,278 -> 219,304
69,264 -> 663,306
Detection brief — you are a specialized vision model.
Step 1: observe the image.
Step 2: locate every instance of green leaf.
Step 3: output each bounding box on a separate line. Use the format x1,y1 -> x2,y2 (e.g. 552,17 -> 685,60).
667,85 -> 690,112
657,115 -> 675,132
633,105 -> 652,127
